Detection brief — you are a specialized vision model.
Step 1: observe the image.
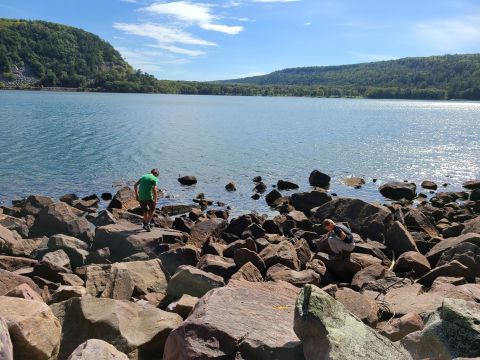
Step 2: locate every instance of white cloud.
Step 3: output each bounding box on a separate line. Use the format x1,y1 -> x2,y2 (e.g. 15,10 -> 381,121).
304,22 -> 311,26
148,44 -> 206,56
121,0 -> 139,3
115,46 -> 188,73
414,16 -> 480,51
143,1 -> 215,23
142,1 -> 243,34
113,22 -> 215,46
200,23 -> 243,34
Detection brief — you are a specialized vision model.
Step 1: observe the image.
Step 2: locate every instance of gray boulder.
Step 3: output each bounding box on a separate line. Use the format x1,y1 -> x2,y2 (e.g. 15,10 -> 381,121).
260,240 -> 301,270
309,170 -> 330,188
0,318 -> 13,360
290,190 -> 332,214
0,214 -> 29,238
166,265 -> 225,299
32,202 -> 93,243
106,187 -> 138,211
57,296 -> 182,360
266,264 -> 320,287
401,298 -> 480,359
67,339 -> 129,360
94,221 -> 188,260
379,181 -> 416,200
294,284 -> 412,359
385,221 -> 419,255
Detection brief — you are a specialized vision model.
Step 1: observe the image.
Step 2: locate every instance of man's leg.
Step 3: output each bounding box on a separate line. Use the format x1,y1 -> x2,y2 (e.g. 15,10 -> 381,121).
328,236 -> 341,254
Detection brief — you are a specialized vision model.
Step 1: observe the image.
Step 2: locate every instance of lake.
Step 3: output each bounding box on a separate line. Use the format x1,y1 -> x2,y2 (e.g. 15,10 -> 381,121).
0,90 -> 479,215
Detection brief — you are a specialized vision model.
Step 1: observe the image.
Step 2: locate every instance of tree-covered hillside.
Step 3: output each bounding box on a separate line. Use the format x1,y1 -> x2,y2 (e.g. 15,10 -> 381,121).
221,54 -> 480,100
0,19 -> 136,88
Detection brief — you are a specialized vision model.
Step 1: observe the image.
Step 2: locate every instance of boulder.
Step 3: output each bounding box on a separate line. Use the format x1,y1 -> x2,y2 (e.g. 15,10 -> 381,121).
225,182 -> 236,191
4,283 -> 44,302
462,216 -> 480,234
0,318 -> 13,360
85,259 -> 168,300
58,296 -> 182,360
197,254 -> 237,280
294,238 -> 312,268
334,287 -> 379,326
379,181 -> 416,200
471,188 -> 480,201
379,312 -> 425,342
233,247 -> 266,275
294,284 -> 412,360
158,245 -> 200,276
351,264 -> 394,290
0,224 -> 45,257
266,264 -> 320,287
90,210 -> 116,227
436,242 -> 480,276
0,269 -> 41,296
290,190 -> 332,213
230,262 -> 263,282
311,197 -> 393,241
404,208 -> 439,237
421,180 -> 438,190
166,265 -> 225,299
317,252 -> 382,283
0,255 -> 38,272
382,283 -> 474,318
343,177 -> 365,188
463,179 -> 480,190
0,296 -> 61,360
260,240 -> 301,270
22,195 -> 54,216
66,339 -> 129,360
223,238 -> 256,258
425,233 -> 480,265
166,294 -> 199,319
106,186 -> 138,211
94,221 -> 188,260
265,189 -> 282,207
163,280 -> 303,359
47,234 -> 89,268
50,285 -> 87,303
277,180 -> 299,190
308,170 -> 330,188
32,202 -> 93,243
178,176 -> 197,186
253,181 -> 267,193
385,221 -> 419,255
188,218 -> 227,248
393,251 -> 431,276
401,298 -> 480,359
0,214 -> 29,238
43,249 -> 71,270
417,260 -> 472,287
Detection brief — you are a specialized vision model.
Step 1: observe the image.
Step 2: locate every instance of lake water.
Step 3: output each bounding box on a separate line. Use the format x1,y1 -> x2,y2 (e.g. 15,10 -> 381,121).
0,90 -> 479,215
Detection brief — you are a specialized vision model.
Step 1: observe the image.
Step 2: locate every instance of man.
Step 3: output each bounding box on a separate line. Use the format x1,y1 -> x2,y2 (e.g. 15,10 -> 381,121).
323,219 -> 355,259
134,169 -> 160,232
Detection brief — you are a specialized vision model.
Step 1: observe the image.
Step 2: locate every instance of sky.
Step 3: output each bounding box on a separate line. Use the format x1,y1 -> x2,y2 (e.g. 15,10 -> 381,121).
1,0 -> 480,81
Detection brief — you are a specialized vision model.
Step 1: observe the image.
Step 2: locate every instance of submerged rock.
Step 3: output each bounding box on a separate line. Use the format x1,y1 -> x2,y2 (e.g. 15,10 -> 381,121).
178,176 -> 197,186
379,181 -> 416,200
308,170 -> 331,188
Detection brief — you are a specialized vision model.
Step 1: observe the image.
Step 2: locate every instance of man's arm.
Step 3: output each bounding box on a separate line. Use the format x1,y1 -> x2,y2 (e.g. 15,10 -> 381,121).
152,185 -> 158,204
134,179 -> 141,201
333,226 -> 347,241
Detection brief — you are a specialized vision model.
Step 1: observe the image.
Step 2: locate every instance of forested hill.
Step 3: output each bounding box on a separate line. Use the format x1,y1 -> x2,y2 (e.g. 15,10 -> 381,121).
221,54 -> 480,100
0,19 -> 136,88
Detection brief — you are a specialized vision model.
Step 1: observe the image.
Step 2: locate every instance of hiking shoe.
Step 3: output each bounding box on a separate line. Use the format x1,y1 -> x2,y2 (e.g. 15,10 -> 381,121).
145,224 -> 152,232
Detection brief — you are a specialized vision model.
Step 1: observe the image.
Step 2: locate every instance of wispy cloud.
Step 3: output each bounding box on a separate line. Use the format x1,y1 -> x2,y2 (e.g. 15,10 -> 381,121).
413,16 -> 480,51
148,44 -> 206,56
113,22 -> 215,46
115,46 -> 188,73
142,1 -> 243,34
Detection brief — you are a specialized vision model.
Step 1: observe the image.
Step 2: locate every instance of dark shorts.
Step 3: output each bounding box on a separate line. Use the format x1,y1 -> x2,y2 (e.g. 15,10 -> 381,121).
139,200 -> 155,212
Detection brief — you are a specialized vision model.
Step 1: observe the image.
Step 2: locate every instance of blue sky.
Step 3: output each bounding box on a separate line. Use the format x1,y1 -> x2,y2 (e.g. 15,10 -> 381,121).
1,0 -> 480,80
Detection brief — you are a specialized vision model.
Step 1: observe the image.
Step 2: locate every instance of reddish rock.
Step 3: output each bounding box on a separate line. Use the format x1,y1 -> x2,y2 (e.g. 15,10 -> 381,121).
163,280 -> 303,359
230,262 -> 263,282
334,287 -> 379,326
379,312 -> 425,342
393,251 -> 431,276
259,240 -> 301,270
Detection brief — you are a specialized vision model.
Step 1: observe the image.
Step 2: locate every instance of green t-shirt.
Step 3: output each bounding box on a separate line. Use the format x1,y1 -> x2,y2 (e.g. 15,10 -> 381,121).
138,173 -> 158,201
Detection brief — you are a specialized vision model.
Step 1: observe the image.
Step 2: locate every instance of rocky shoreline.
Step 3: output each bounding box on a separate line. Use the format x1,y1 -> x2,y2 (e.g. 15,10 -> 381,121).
0,170 -> 479,359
